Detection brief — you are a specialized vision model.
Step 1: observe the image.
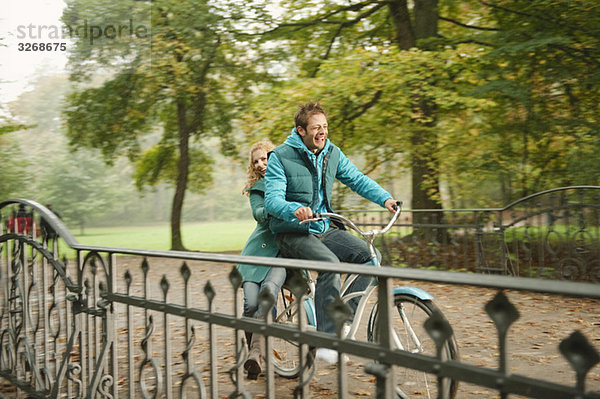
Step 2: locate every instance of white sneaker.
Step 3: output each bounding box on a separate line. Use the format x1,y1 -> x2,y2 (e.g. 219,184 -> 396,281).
342,324 -> 352,339
316,348 -> 350,365
315,348 -> 339,365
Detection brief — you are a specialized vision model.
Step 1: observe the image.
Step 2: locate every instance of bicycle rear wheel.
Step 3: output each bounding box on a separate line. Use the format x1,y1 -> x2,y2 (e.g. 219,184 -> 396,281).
367,293 -> 459,399
271,287 -> 315,379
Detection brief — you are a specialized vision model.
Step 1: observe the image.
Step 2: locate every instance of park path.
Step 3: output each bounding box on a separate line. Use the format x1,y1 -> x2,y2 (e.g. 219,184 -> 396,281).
113,256 -> 600,398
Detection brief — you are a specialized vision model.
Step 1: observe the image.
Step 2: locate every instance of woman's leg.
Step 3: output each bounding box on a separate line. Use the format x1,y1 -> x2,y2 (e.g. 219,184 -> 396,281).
245,267 -> 287,378
255,267 -> 287,317
243,281 -> 260,318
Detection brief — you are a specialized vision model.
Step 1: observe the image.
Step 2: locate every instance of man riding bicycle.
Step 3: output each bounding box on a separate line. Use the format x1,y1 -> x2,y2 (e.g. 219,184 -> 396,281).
264,101 -> 399,364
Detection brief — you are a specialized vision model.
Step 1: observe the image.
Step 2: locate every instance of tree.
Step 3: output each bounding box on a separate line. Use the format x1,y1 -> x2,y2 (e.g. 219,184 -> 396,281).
241,46 -> 490,204
254,1 -> 447,214
243,0 -> 600,208
62,0 -> 258,249
3,72 -> 144,226
7,74 -> 69,189
0,101 -> 30,198
40,151 -> 126,234
469,0 -> 600,200
240,0 -> 497,237
0,136 -> 31,199
0,50 -> 33,198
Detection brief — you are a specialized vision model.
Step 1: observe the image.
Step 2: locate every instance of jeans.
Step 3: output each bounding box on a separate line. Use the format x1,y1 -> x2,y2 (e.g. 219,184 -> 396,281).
276,227 -> 376,334
243,266 -> 287,318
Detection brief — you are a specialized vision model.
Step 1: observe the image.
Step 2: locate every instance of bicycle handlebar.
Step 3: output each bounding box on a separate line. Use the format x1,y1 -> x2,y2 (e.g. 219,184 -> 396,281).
300,200 -> 403,240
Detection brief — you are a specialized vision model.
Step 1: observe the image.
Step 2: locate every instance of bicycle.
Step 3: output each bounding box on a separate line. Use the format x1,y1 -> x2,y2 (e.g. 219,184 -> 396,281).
270,202 -> 459,399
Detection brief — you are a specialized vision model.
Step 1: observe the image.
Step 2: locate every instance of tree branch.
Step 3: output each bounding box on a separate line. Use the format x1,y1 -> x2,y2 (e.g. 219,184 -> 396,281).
549,42 -> 600,67
449,38 -> 495,48
478,1 -> 599,66
261,1 -> 389,35
345,90 -> 383,123
296,0 -> 389,26
438,16 -> 499,31
479,0 -> 599,38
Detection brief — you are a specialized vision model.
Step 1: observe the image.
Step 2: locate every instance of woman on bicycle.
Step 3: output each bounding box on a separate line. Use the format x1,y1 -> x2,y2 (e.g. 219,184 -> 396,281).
236,140 -> 286,379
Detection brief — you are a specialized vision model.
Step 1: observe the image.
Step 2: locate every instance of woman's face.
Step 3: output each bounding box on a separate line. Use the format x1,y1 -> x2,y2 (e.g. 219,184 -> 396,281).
252,148 -> 268,177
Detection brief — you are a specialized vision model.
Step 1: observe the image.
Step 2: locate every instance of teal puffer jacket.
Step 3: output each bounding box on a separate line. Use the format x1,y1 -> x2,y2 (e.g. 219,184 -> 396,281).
265,130 -> 392,234
236,178 -> 279,283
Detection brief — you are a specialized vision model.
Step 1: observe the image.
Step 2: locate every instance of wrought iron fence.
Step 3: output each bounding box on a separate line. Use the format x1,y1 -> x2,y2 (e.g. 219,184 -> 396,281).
0,194 -> 599,398
344,186 -> 600,282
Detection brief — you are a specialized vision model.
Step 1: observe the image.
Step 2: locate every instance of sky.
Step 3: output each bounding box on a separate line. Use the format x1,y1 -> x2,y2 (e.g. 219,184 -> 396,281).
1,0 -> 69,103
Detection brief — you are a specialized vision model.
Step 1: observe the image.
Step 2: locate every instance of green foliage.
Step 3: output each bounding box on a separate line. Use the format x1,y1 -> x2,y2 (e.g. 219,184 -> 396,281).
0,100 -> 34,196
242,45 -> 491,205
239,0 -> 503,209
4,0 -> 596,227
3,73 -> 147,228
3,68 -> 250,228
40,151 -> 126,230
0,136 -> 31,198
133,143 -> 214,192
61,0 -> 267,247
0,124 -> 32,135
133,143 -> 175,188
0,78 -> 35,197
61,0 -> 251,172
240,0 -> 600,207
64,71 -> 153,161
468,0 -> 600,199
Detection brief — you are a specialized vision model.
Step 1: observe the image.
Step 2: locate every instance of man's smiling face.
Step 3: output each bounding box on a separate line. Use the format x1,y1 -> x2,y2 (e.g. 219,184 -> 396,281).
298,113 -> 328,154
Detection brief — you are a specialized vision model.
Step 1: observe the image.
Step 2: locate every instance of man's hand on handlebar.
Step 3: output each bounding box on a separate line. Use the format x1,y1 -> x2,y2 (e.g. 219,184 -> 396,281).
294,206 -> 314,221
384,199 -> 402,214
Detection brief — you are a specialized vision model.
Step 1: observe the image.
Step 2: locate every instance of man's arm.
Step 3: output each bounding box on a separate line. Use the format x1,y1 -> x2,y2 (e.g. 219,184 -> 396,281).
336,150 -> 397,212
264,152 -> 306,222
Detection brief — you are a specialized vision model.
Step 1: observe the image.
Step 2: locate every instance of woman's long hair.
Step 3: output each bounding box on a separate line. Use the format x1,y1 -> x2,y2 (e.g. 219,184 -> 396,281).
243,140 -> 276,195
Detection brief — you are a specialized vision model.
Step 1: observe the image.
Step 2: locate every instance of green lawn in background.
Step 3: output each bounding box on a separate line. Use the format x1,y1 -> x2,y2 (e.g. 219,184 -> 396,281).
74,220 -> 255,252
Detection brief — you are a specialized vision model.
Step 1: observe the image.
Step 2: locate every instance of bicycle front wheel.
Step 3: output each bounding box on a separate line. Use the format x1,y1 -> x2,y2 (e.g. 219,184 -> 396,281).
367,293 -> 459,399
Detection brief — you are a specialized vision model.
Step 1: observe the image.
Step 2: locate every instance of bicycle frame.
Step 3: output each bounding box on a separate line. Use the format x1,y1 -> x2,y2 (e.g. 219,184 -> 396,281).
280,203 -> 459,398
302,202 -> 403,339
302,203 -> 437,348
277,278 -> 317,327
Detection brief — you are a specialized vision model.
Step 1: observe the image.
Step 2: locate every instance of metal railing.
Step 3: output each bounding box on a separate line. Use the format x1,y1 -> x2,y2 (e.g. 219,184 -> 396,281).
345,186 -> 600,282
0,195 -> 599,398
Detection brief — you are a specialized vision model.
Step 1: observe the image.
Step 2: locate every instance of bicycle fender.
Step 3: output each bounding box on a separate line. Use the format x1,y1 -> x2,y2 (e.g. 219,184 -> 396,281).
393,286 -> 434,301
303,298 -> 317,327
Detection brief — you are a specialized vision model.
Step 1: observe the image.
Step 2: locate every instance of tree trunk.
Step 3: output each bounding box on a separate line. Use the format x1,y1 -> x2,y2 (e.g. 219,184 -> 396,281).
391,0 -> 445,241
171,100 -> 190,251
388,0 -> 415,50
411,125 -> 445,241
414,0 -> 438,40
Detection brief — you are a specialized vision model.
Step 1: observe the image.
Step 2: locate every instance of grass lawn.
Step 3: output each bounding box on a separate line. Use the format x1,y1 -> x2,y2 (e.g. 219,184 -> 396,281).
74,220 -> 255,252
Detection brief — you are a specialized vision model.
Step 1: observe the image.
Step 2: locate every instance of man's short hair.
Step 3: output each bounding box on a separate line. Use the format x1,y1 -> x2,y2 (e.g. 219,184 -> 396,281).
294,102 -> 327,131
